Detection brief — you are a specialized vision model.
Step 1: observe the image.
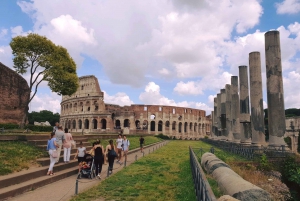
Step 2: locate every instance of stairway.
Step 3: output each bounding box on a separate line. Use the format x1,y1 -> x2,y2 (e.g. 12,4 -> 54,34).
0,135 -> 91,201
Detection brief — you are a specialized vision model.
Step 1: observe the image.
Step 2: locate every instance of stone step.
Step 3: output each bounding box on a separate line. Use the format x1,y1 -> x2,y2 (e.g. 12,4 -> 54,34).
0,160 -> 78,189
37,146 -> 93,166
37,145 -> 92,154
0,166 -> 78,201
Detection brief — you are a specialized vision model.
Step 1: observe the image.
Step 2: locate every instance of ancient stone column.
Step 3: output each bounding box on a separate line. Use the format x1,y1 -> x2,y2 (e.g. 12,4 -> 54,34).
220,89 -> 227,139
225,84 -> 232,141
213,97 -> 218,138
217,93 -> 222,137
239,66 -> 251,144
249,52 -> 265,146
231,76 -> 241,142
265,30 -> 286,147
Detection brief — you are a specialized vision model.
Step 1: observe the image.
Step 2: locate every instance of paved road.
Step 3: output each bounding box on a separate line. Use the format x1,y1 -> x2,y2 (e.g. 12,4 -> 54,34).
8,141 -> 168,201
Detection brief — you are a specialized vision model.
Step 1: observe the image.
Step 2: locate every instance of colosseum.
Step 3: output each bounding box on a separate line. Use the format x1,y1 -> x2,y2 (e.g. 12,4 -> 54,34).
60,75 -> 211,139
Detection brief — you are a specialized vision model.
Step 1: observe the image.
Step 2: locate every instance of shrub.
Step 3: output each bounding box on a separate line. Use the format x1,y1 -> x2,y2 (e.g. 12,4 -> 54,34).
155,133 -> 170,140
0,123 -> 20,129
257,154 -> 271,171
25,124 -> 53,132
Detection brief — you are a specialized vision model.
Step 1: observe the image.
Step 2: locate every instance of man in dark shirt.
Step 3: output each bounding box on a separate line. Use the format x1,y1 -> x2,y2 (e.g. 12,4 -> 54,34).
139,136 -> 145,153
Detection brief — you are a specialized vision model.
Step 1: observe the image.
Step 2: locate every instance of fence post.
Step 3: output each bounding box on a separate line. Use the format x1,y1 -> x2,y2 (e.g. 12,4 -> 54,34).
135,155 -> 137,161
75,179 -> 78,195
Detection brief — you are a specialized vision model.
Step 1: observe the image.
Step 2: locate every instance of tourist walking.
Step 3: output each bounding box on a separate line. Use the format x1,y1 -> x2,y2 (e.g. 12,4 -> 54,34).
116,134 -> 123,164
94,140 -> 104,179
55,126 -> 65,163
139,136 -> 145,153
63,128 -> 73,163
122,135 -> 130,164
53,122 -> 59,133
46,132 -> 58,176
105,139 -> 117,173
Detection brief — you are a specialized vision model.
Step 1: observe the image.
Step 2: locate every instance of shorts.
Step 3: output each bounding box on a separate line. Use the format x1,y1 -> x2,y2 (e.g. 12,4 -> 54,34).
140,143 -> 144,148
78,157 -> 84,163
117,148 -> 122,154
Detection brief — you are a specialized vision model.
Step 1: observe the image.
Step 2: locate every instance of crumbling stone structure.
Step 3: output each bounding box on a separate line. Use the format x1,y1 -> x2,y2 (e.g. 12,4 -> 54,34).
0,62 -> 30,125
60,75 -> 211,139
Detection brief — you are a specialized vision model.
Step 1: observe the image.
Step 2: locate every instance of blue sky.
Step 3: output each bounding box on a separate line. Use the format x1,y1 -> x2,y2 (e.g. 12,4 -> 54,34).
1,0 -> 300,114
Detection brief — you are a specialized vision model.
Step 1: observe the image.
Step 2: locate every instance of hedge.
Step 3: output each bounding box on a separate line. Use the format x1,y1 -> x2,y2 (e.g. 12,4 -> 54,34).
0,124 -> 53,132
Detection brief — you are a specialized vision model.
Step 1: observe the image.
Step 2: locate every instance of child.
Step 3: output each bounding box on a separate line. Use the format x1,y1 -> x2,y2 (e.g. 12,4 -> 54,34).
74,141 -> 86,163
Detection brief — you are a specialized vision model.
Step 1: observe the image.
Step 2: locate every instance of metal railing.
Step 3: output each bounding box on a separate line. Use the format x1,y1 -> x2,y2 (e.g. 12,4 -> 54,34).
189,146 -> 217,201
201,138 -> 294,160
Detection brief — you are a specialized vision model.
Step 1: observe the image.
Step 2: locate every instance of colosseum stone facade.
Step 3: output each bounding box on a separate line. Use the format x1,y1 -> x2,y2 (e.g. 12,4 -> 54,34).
60,75 -> 211,139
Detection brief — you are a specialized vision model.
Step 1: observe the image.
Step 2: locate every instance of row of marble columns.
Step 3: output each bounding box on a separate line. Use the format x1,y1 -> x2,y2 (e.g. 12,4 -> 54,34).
211,30 -> 286,148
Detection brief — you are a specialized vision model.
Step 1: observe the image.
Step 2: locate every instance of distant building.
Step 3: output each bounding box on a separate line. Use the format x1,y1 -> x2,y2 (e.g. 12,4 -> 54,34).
60,75 -> 211,139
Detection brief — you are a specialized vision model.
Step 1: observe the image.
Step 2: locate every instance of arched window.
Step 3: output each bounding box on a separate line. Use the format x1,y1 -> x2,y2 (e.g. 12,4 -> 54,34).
150,121 -> 155,131
93,119 -> 98,129
68,120 -> 71,129
135,120 -> 140,129
143,120 -> 148,130
124,119 -> 129,127
184,122 -> 188,133
101,119 -> 106,129
85,119 -> 89,129
78,120 -> 82,129
179,122 -> 182,133
115,120 -> 121,129
172,121 -> 176,131
165,121 -> 170,127
72,120 -> 76,129
158,121 -> 163,131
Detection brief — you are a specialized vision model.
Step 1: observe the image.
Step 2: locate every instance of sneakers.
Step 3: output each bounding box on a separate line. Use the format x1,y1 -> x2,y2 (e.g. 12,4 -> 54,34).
97,174 -> 101,179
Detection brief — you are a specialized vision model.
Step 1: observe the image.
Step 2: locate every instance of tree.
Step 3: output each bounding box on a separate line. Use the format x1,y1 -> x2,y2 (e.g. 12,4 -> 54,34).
10,33 -> 79,126
28,110 -> 60,126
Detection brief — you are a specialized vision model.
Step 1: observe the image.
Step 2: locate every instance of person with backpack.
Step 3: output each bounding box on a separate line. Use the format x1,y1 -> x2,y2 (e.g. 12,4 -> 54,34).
105,139 -> 117,174
122,135 -> 130,164
46,132 -> 59,176
93,140 -> 104,179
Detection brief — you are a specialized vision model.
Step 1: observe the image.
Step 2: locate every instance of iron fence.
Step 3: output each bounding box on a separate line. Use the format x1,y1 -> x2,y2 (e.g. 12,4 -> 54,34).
189,146 -> 217,201
201,138 -> 294,160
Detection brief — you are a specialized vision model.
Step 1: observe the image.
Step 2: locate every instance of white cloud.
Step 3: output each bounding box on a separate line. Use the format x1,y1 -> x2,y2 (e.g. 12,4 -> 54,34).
276,0 -> 300,14
29,92 -> 61,113
103,91 -> 134,106
139,82 -> 212,113
0,29 -> 8,38
0,46 -> 13,68
174,81 -> 203,95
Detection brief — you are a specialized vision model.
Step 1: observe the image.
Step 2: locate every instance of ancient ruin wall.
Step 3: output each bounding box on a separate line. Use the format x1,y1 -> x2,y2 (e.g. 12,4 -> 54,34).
0,62 -> 30,124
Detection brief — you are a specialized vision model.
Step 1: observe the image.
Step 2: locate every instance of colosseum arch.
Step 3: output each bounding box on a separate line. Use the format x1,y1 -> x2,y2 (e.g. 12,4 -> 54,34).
158,120 -> 163,132
78,119 -> 82,129
184,122 -> 188,133
189,122 -> 193,131
135,120 -> 140,129
178,122 -> 182,133
101,119 -> 106,129
143,120 -> 148,130
124,119 -> 130,127
165,121 -> 170,131
72,120 -> 76,129
85,119 -> 89,129
172,121 -> 176,131
150,121 -> 155,131
115,120 -> 121,129
93,119 -> 98,129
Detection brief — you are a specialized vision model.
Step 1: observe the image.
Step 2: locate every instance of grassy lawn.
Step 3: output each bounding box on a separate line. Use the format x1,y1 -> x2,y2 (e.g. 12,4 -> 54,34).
89,136 -> 163,150
0,141 -> 48,175
71,140 -> 213,201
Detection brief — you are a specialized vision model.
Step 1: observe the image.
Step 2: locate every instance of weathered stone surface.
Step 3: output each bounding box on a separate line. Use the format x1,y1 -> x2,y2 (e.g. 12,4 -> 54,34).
249,52 -> 265,146
60,75 -> 211,138
201,153 -> 272,201
218,195 -> 240,201
231,76 -> 240,142
0,62 -> 30,125
225,84 -> 232,140
264,30 -> 286,147
217,93 -> 222,136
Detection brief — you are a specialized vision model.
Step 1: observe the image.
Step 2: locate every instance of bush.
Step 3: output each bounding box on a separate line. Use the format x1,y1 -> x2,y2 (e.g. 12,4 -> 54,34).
25,124 -> 53,132
257,154 -> 272,171
0,123 -> 20,129
155,133 -> 170,140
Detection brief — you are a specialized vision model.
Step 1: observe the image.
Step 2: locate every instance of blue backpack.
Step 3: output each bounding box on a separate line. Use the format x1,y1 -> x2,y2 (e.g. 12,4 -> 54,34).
46,139 -> 51,151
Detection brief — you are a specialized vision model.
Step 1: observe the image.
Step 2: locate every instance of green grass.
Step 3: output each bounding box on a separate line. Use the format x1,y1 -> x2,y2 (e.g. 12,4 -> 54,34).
88,136 -> 163,150
71,141 -> 214,201
0,141 -> 48,175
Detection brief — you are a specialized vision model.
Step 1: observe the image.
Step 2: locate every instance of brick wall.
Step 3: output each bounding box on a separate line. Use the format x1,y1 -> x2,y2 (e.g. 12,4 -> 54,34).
0,62 -> 30,124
